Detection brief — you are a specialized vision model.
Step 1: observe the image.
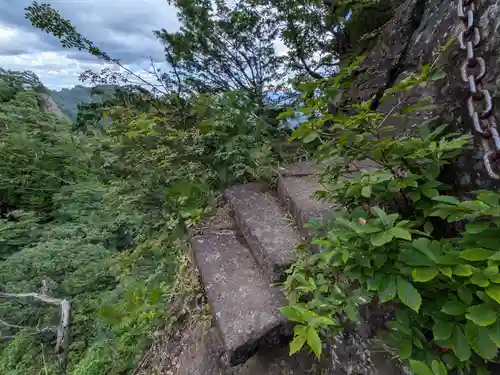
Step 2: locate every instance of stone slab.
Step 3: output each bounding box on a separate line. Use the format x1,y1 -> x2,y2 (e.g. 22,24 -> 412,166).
176,322 -> 224,375
225,183 -> 301,282
229,343 -> 323,375
278,161 -> 323,177
277,175 -> 332,236
191,231 -> 286,366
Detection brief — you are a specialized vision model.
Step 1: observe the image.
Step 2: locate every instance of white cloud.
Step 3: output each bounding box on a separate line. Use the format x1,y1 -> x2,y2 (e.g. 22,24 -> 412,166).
0,0 -> 178,89
0,51 -> 114,89
0,0 -> 290,90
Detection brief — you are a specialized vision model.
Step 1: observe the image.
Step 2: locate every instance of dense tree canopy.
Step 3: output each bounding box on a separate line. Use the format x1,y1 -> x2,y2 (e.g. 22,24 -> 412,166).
156,0 -> 286,97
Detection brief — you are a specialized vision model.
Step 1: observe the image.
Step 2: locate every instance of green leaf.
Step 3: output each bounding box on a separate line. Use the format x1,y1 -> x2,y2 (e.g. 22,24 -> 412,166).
413,336 -> 423,349
484,266 -> 499,279
396,276 -> 422,312
422,188 -> 439,198
423,163 -> 441,179
373,253 -> 387,268
378,276 -> 396,303
454,265 -> 473,276
477,191 -> 500,207
412,238 -> 438,262
487,320 -> 500,346
459,200 -> 490,211
486,286 -> 500,304
470,274 -> 490,287
451,326 -> 471,361
399,250 -> 435,267
412,267 -> 439,282
399,338 -> 412,359
432,195 -> 459,205
480,238 -> 500,250
431,360 -> 448,375
424,220 -> 434,235
386,321 -> 412,336
457,287 -> 473,305
476,368 -> 489,375
436,253 -> 462,265
289,332 -> 306,355
310,316 -> 338,327
388,226 -> 412,240
466,323 -> 498,360
280,306 -> 306,323
371,206 -> 387,222
460,248 -> 495,261
465,221 -> 491,234
303,131 -> 319,143
441,299 -> 467,315
475,326 -> 498,360
466,304 -> 497,326
306,326 -> 322,358
489,251 -> 500,260
430,208 -> 453,218
345,303 -> 358,321
361,185 -> 372,198
409,360 -> 433,375
439,267 -> 452,278
370,231 -> 393,247
430,70 -> 447,81
433,321 -> 454,340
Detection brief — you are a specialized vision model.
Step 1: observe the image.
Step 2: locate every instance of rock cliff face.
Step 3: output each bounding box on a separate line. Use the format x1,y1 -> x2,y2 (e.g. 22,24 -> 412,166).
38,93 -> 69,121
349,0 -> 500,192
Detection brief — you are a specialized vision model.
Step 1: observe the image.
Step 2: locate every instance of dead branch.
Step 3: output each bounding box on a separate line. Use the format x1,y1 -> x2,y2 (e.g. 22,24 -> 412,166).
0,317 -> 32,330
0,291 -> 71,374
0,317 -> 56,332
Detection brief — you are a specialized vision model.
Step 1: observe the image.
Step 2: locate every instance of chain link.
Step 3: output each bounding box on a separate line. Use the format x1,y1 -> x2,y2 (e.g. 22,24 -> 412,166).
457,0 -> 500,179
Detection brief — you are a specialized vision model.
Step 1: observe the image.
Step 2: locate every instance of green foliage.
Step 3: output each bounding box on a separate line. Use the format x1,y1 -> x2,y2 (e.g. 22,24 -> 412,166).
17,1 -> 426,374
0,88 -> 84,214
0,68 -> 47,98
156,0 -> 285,96
250,0 -> 403,78
0,51 -> 291,374
280,59 -> 498,374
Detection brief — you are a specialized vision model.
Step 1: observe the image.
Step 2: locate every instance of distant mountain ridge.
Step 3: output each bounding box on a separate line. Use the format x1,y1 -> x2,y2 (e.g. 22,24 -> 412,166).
49,85 -> 115,121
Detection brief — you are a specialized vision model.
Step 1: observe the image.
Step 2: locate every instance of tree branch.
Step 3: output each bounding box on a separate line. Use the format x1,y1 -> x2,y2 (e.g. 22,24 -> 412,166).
0,291 -> 71,374
0,317 -> 55,333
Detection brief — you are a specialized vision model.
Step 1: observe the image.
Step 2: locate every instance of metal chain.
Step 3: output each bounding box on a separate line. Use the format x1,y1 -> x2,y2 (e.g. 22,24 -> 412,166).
457,0 -> 500,179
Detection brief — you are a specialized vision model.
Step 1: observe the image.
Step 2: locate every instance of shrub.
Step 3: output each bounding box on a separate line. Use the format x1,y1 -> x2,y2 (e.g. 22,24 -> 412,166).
280,58 -> 499,374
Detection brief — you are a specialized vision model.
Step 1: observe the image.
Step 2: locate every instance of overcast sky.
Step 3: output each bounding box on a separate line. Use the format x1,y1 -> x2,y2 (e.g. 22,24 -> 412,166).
0,0 -> 180,90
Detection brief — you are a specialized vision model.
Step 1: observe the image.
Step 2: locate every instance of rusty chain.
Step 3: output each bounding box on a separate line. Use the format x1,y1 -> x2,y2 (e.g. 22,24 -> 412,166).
457,0 -> 500,179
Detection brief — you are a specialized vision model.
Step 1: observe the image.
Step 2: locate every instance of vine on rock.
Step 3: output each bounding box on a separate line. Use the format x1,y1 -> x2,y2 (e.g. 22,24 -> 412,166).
279,57 -> 500,375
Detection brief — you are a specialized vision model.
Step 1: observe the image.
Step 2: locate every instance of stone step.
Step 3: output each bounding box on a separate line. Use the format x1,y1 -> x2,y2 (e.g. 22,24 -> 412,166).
224,183 -> 302,282
278,160 -> 323,177
191,229 -> 287,366
277,175 -> 332,236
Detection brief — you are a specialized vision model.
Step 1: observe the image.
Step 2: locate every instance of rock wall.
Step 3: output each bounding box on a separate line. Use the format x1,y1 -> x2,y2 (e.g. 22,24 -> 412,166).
348,0 -> 500,192
38,93 -> 70,121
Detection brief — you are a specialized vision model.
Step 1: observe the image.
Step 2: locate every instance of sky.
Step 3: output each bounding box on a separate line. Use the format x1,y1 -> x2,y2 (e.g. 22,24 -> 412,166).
0,0 -> 180,90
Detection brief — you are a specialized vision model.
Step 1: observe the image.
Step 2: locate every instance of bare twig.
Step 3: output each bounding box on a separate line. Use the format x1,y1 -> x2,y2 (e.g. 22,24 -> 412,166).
0,317 -> 56,333
0,318 -> 31,330
376,97 -> 408,131
149,57 -> 170,95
